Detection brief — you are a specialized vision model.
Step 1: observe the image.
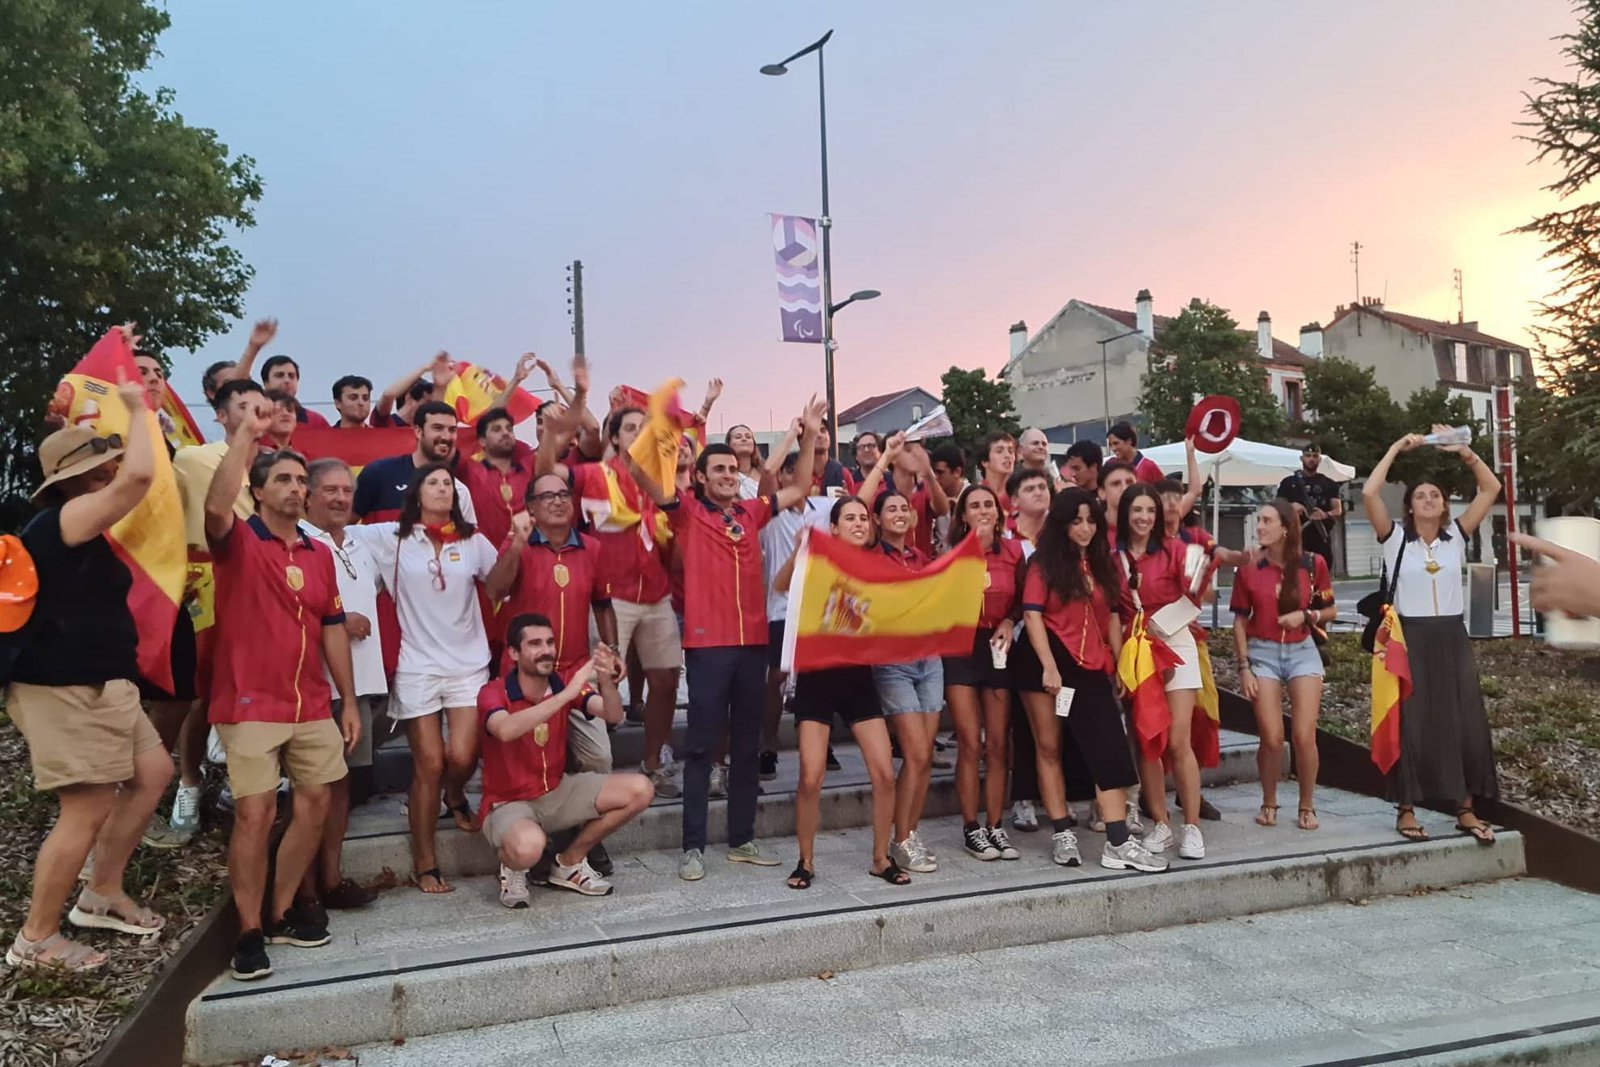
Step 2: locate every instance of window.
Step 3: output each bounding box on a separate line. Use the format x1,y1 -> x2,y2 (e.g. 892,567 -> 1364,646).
1284,379 -> 1304,422
910,404 -> 923,422
1465,346 -> 1488,385
1435,343 -> 1455,382
1453,342 -> 1468,382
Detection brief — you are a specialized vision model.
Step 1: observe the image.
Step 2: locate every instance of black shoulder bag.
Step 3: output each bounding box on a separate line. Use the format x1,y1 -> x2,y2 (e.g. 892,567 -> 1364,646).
1357,534 -> 1405,654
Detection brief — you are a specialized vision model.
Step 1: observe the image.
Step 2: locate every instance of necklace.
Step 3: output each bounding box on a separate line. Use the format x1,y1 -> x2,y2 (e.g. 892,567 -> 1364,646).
1421,538 -> 1442,575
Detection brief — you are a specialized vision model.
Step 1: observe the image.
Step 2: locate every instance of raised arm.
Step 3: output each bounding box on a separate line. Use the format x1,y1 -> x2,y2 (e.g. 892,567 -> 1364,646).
534,403 -> 580,480
484,513 -> 531,602
568,358 -> 602,459
775,396 -> 826,511
374,353 -> 440,423
1361,433 -> 1422,542
59,363 -> 156,547
856,432 -> 903,505
204,398 -> 269,543
1178,436 -> 1203,516
1448,427 -> 1502,537
910,442 -> 950,517
212,318 -> 277,386
587,644 -> 625,725
760,419 -> 801,497
493,352 -> 539,411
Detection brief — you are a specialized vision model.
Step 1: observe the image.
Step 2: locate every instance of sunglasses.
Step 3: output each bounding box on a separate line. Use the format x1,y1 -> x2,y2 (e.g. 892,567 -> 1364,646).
721,512 -> 745,539
56,433 -> 123,470
426,556 -> 447,591
332,544 -> 358,581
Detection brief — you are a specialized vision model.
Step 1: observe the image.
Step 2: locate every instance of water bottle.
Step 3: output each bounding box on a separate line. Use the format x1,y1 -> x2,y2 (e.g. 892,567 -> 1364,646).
1422,426 -> 1472,447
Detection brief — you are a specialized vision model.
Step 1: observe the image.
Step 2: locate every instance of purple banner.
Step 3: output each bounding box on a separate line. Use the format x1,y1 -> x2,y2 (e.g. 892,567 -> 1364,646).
770,213 -> 822,343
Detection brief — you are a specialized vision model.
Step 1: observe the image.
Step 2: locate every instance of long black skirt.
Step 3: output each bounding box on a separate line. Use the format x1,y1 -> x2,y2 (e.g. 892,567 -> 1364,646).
1388,614 -> 1499,807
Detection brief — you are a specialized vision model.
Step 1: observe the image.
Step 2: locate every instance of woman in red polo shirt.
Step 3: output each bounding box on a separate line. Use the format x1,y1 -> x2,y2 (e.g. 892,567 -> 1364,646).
1230,500 -> 1334,831
1021,488 -> 1168,873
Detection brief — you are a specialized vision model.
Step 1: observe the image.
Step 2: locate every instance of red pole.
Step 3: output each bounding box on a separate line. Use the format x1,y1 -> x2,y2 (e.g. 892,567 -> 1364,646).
1495,382 -> 1521,638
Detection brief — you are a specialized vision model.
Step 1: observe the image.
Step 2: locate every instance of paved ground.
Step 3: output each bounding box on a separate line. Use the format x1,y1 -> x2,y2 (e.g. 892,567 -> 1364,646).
342,877 -> 1600,1067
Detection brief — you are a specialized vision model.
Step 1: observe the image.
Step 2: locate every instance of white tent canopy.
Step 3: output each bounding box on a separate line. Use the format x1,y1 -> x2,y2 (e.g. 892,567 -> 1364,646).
1140,438 -> 1356,488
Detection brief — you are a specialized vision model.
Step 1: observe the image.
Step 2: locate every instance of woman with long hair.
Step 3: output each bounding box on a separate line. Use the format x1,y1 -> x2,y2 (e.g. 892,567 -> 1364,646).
1117,484 -> 1207,860
1230,500 -> 1334,831
1021,489 -> 1168,872
724,423 -> 764,500
1362,427 -> 1502,844
870,490 -> 950,871
351,463 -> 498,893
774,497 -> 906,888
935,484 -> 1022,862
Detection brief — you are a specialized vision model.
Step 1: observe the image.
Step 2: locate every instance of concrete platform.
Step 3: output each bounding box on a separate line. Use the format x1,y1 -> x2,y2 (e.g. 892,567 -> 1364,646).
344,729 -> 1271,883
184,782 -> 1526,1065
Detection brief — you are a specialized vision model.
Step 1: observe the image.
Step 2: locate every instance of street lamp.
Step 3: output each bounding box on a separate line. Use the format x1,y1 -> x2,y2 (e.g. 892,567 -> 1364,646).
830,289 -> 880,316
762,29 -> 846,453
1096,329 -> 1142,437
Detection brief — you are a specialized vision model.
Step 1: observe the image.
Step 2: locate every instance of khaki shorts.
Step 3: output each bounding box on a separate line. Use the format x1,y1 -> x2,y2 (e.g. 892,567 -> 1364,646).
7,680 -> 163,791
614,597 -> 682,671
216,718 -> 348,799
481,772 -> 607,848
567,710 -> 613,774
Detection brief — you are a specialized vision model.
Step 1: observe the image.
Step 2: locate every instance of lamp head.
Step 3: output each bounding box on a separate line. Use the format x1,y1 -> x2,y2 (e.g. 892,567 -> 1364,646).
850,290 -> 881,302
760,64 -> 788,76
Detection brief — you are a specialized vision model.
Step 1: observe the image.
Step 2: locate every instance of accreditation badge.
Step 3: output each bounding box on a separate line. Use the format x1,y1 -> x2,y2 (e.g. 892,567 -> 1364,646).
285,565 -> 305,591
553,562 -> 570,588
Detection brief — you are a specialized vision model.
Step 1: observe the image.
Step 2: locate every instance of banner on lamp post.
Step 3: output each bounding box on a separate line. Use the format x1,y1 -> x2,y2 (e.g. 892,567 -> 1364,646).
770,213 -> 823,343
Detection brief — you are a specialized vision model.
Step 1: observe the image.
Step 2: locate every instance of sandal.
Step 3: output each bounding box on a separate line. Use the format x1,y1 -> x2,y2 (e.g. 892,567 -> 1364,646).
448,800 -> 479,834
1298,808 -> 1319,832
6,931 -> 108,973
868,858 -> 911,886
414,867 -> 454,894
68,888 -> 165,936
1396,807 -> 1429,842
1455,810 -> 1495,846
786,863 -> 815,891
1255,804 -> 1279,827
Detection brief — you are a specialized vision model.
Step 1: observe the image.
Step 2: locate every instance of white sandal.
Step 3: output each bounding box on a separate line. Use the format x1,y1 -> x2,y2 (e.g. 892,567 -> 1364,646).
68,888 -> 165,936
6,931 -> 108,973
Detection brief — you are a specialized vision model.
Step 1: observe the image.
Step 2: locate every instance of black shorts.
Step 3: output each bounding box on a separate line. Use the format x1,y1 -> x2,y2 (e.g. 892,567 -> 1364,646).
767,620 -> 786,671
943,627 -> 1009,689
793,665 -> 882,727
1008,627 -> 1047,693
1038,631 -> 1138,793
137,606 -> 198,703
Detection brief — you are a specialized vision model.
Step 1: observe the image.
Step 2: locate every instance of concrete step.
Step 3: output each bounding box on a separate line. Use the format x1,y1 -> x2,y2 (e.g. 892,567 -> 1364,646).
344,729 -> 1271,884
184,782 -> 1526,1065
336,876 -> 1600,1067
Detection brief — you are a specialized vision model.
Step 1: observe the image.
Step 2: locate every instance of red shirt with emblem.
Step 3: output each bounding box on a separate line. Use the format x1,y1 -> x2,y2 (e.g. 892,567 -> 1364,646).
456,446 -> 534,551
1117,538 -> 1189,622
1131,452 -> 1165,485
1230,552 -> 1332,644
1022,563 -> 1119,673
501,528 -> 610,678
667,493 -> 777,648
979,537 -> 1026,629
208,516 -> 345,725
576,458 -> 671,606
477,670 -> 597,810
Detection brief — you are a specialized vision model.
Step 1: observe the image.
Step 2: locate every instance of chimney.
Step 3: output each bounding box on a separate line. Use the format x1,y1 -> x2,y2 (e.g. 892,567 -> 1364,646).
1298,321 -> 1324,358
1008,321 -> 1028,360
1135,289 -> 1154,340
1257,311 -> 1273,360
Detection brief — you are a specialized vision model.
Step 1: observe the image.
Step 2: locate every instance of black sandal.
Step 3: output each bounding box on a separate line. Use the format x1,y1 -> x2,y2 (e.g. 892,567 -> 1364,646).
1395,807 -> 1429,842
869,858 -> 911,886
448,801 -> 478,833
786,863 -> 814,890
414,867 -> 453,894
1455,809 -> 1495,846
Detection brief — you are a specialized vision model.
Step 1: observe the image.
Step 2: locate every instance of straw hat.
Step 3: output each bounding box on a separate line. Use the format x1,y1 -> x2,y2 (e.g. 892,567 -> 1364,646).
32,427 -> 124,500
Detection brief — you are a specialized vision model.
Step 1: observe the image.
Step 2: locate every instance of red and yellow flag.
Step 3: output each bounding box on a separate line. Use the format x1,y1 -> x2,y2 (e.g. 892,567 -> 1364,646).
783,529 -> 985,672
626,379 -> 698,503
442,360 -> 541,426
1370,605 -> 1409,774
1190,641 -> 1222,769
50,331 -> 185,693
1117,611 -> 1182,761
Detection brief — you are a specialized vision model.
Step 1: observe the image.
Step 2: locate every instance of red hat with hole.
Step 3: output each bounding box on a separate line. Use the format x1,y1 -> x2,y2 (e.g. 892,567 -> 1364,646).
1184,395 -> 1242,454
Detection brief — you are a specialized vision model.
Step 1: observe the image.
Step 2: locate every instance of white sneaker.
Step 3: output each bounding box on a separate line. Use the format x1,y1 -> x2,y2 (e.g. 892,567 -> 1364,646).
170,783 -> 202,837
1143,822 -> 1174,854
641,761 -> 681,799
1178,823 -> 1206,860
141,813 -> 189,850
1089,807 -> 1107,834
1101,837 -> 1170,873
1125,799 -> 1144,835
679,848 -> 705,881
1051,830 -> 1081,867
549,857 -> 614,896
907,828 -> 938,863
708,763 -> 729,799
895,835 -> 937,874
1012,800 -> 1039,832
498,864 -> 530,909
988,825 -> 1021,860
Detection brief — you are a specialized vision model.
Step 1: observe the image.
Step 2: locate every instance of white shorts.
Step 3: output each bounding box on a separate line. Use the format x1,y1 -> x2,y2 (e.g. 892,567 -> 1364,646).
389,669 -> 489,721
1160,626 -> 1203,692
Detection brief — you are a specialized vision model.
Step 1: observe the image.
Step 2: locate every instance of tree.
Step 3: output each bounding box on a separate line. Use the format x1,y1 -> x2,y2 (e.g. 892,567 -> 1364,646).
0,1 -> 261,519
1136,299 -> 1286,445
1393,388 -> 1491,497
938,365 -> 1020,468
1301,356 -> 1406,475
1515,0 -> 1600,513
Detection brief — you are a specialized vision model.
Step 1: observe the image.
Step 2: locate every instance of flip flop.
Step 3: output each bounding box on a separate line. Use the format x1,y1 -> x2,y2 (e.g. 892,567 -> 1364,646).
1255,804 -> 1279,827
868,858 -> 911,886
414,867 -> 454,894
1298,808 -> 1319,832
1396,808 -> 1429,842
1455,810 -> 1495,846
448,800 -> 479,834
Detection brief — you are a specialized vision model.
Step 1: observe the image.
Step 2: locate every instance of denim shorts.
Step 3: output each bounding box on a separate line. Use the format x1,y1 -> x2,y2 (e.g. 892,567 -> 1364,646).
872,657 -> 945,715
1246,636 -> 1324,684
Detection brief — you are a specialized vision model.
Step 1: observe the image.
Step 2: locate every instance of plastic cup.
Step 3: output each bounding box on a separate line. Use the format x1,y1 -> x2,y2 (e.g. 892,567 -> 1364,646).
1054,686 -> 1075,718
1536,516 -> 1600,650
991,639 -> 1008,670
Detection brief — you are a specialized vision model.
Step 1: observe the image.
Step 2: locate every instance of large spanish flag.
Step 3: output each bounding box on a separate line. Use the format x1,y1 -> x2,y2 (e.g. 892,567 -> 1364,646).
626,379 -> 698,503
51,331 -> 185,693
782,529 -> 985,672
442,360 -> 541,426
1370,605 -> 1410,774
1117,611 -> 1182,761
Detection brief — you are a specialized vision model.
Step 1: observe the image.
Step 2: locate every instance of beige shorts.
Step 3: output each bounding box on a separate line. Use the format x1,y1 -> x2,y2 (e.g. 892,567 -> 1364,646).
567,710 -> 613,774
481,772 -> 607,848
614,597 -> 682,671
7,680 -> 163,791
216,717 -> 348,799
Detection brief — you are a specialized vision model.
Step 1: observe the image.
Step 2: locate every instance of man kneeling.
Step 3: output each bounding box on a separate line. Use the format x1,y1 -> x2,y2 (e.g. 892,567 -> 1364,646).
479,613 -> 652,906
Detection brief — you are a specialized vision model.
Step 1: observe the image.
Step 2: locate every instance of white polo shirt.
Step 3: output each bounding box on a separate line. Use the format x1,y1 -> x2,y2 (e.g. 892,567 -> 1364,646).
301,521 -> 387,697
347,523 -> 498,677
761,497 -> 834,620
1381,521 -> 1467,618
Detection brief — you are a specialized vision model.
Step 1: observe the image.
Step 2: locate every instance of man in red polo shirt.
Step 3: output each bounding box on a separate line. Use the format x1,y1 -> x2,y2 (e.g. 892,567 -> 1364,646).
478,615 -> 652,906
1107,420 -> 1165,484
977,431 -> 1016,516
203,401 -> 360,983
630,396 -> 825,881
456,405 -> 535,550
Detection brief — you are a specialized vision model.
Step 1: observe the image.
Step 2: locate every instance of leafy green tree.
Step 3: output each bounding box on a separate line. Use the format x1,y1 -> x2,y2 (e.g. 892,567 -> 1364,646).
0,0 -> 261,519
1300,356 -> 1406,475
1137,299 -> 1286,445
1391,388 -> 1491,497
938,365 -> 1020,470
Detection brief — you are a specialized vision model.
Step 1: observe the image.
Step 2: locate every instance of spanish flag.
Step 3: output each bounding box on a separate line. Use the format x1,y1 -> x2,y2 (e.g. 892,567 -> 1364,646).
51,331 -> 186,694
161,390 -> 206,450
1191,641 -> 1222,769
626,379 -> 697,503
783,529 -> 985,672
442,360 -> 541,426
1117,610 -> 1182,762
1370,605 -> 1409,774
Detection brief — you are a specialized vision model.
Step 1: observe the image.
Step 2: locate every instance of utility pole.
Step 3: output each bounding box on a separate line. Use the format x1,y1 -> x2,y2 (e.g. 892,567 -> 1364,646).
1453,267 -> 1465,324
566,260 -> 585,360
1351,240 -> 1363,336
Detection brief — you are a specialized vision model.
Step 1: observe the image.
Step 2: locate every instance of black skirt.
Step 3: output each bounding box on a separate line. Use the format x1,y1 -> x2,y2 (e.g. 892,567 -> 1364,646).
1388,614 -> 1498,807
1008,626 -> 1047,693
944,626 -> 1009,689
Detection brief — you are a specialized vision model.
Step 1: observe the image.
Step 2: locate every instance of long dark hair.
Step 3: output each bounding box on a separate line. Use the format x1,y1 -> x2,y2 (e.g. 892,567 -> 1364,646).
1401,480 -> 1451,539
1035,488 -> 1118,602
1263,498 -> 1304,615
1116,484 -> 1166,593
397,462 -> 476,539
949,483 -> 1003,552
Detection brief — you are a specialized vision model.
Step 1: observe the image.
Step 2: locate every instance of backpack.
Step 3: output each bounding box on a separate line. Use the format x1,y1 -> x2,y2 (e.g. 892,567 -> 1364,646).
0,530 -> 40,686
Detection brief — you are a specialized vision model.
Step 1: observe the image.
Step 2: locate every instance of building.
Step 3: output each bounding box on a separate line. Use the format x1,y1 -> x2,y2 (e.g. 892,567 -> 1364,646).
1319,300 -> 1535,431
1000,289 -> 1315,444
835,386 -> 940,442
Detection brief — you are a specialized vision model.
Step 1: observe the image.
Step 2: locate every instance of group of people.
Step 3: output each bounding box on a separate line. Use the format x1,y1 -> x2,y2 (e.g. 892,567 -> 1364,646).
6,322 -> 1519,986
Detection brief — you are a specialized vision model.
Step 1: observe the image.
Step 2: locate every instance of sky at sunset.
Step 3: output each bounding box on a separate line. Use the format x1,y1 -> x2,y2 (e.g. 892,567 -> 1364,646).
151,1 -> 1579,433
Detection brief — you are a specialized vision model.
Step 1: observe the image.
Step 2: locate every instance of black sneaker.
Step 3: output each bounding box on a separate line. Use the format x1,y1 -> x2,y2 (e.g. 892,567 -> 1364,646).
1198,795 -> 1222,822
587,842 -> 615,877
266,906 -> 331,948
322,878 -> 378,910
826,746 -> 842,772
231,930 -> 273,981
291,897 -> 329,930
759,750 -> 778,781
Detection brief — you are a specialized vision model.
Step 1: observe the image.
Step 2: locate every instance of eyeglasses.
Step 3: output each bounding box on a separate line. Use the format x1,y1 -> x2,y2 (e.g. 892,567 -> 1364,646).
56,433 -> 123,470
332,545 -> 357,581
529,489 -> 573,504
426,556 -> 447,591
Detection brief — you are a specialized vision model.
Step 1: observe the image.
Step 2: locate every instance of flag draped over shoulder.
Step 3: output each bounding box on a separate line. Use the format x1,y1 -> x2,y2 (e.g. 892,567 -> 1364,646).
161,390 -> 205,449
783,530 -> 985,672
626,380 -> 696,502
51,331 -> 185,692
442,361 -> 541,426
1370,605 -> 1409,774
1117,611 -> 1181,761
1191,641 -> 1222,769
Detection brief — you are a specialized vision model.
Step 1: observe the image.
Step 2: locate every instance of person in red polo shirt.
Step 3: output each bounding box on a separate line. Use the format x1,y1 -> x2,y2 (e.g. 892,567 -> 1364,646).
203,403 -> 360,983
1106,421 -> 1164,485
976,431 -> 1016,516
456,406 -> 535,551
478,615 -> 652,906
629,397 -> 825,882
855,431 -> 950,558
